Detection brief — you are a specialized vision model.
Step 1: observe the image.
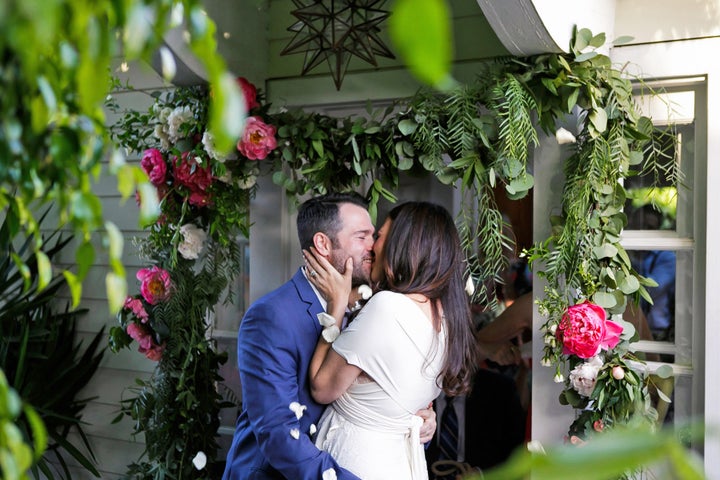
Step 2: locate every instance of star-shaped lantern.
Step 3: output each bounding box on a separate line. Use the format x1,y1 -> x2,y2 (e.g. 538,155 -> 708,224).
280,0 -> 395,90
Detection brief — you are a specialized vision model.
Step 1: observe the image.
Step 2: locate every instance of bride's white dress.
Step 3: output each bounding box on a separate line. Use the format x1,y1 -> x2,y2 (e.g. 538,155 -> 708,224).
314,291 -> 446,480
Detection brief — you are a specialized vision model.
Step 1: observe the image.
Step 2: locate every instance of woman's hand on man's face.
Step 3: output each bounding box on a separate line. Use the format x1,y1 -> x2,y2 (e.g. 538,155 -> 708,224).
303,247 -> 353,315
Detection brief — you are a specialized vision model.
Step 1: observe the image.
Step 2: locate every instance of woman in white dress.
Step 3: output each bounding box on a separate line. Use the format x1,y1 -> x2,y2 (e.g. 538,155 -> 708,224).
304,202 -> 480,480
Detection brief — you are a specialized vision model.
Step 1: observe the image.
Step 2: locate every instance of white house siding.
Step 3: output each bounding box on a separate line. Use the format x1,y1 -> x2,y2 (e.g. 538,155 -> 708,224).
43,58 -> 170,479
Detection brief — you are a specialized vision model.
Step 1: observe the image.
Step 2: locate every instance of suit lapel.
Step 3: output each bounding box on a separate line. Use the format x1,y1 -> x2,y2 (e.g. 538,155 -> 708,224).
291,268 -> 324,337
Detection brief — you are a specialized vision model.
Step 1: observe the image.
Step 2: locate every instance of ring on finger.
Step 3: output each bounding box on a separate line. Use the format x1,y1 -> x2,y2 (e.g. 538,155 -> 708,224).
310,270 -> 317,277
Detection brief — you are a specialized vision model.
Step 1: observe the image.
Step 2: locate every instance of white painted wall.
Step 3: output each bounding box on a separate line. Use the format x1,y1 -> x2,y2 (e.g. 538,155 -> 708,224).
533,0 -> 616,53
615,0 -> 720,44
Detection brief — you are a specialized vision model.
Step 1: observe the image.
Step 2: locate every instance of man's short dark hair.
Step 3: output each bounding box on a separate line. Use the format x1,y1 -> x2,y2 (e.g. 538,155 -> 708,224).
296,192 -> 368,250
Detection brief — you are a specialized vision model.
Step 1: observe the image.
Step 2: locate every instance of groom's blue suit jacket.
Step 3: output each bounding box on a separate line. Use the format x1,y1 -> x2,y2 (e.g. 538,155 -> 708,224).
222,268 -> 360,480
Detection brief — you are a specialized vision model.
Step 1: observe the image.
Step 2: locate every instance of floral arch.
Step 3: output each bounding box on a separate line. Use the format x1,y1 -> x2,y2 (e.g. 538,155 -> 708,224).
109,28 -> 672,478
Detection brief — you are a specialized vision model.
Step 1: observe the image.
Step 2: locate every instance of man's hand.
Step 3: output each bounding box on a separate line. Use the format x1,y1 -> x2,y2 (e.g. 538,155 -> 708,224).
416,403 -> 437,444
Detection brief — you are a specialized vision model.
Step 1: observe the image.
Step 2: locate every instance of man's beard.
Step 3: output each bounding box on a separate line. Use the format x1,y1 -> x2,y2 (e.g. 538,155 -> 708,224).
330,252 -> 370,286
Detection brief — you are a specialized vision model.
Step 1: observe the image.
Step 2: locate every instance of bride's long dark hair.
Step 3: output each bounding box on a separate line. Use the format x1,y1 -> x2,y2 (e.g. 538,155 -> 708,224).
379,202 -> 479,396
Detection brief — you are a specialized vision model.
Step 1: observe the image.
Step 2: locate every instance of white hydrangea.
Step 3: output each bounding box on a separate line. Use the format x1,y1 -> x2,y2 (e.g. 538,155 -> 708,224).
568,355 -> 604,397
153,124 -> 171,150
178,224 -> 207,260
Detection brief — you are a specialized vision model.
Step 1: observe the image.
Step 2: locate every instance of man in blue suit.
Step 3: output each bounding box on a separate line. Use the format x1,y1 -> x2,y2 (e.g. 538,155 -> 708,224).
223,193 -> 435,479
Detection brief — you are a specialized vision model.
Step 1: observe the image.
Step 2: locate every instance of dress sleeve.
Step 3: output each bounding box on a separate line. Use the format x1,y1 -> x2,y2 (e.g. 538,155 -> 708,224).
332,292 -> 399,371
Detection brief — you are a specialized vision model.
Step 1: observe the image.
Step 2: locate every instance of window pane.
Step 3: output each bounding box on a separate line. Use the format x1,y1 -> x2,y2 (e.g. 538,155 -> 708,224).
628,248 -> 677,343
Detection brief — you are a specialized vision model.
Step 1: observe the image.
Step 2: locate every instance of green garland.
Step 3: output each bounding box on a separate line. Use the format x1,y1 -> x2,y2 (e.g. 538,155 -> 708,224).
111,27 -> 670,476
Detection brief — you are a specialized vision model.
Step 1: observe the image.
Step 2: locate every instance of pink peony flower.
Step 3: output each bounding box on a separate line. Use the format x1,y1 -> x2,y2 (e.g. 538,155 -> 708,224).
143,343 -> 164,361
126,323 -> 164,361
123,296 -> 149,323
126,322 -> 154,350
173,152 -> 213,192
136,266 -> 172,304
237,77 -> 260,112
141,148 -> 167,185
237,116 -> 277,160
188,190 -> 212,207
556,302 -> 623,359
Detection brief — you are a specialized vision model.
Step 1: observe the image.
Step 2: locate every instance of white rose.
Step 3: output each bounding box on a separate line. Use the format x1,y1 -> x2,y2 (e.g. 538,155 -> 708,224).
217,170 -> 233,184
236,174 -> 257,190
153,124 -> 171,150
158,107 -> 172,124
568,355 -> 604,397
167,105 -> 193,142
555,127 -> 577,145
201,130 -> 225,161
178,224 -> 207,260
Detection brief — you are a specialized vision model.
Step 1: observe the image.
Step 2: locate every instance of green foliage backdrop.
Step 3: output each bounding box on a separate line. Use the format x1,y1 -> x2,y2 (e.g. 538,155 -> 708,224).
109,24 -> 677,479
0,0 -> 245,313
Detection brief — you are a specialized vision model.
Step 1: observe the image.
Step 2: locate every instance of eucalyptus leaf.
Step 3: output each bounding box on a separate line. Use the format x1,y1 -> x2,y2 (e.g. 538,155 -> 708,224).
573,28 -> 593,52
590,32 -> 607,48
590,108 -> 608,133
398,156 -> 414,170
593,291 -> 617,308
575,51 -> 599,62
619,274 -> 640,294
613,35 -> 635,45
593,243 -> 618,259
628,150 -> 644,165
